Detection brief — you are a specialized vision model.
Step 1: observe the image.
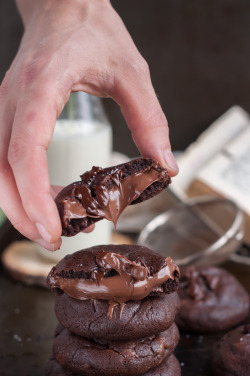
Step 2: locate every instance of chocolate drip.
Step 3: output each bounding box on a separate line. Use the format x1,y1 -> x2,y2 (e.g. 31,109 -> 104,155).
95,251 -> 148,283
107,301 -> 126,319
108,301 -> 118,319
60,165 -> 165,228
119,303 -> 126,319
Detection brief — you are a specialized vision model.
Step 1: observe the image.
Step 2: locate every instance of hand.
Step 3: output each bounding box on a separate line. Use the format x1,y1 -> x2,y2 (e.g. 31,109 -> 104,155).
0,0 -> 179,251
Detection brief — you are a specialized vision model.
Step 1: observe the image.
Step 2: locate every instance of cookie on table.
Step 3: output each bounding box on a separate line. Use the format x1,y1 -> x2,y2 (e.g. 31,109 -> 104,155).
55,158 -> 171,236
46,354 -> 181,376
54,291 -> 180,341
52,323 -> 180,376
175,267 -> 249,332
212,324 -> 250,376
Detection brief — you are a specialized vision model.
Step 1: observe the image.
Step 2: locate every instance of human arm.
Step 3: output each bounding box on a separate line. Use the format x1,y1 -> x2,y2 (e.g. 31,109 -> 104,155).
0,0 -> 178,250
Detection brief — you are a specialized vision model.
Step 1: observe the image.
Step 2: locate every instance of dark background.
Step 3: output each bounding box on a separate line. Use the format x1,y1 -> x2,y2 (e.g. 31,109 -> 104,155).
1,0 -> 250,156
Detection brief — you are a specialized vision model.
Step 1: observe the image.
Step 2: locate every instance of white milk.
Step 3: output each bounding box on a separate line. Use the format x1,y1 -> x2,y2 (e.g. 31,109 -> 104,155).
48,119 -> 112,185
36,118 -> 113,262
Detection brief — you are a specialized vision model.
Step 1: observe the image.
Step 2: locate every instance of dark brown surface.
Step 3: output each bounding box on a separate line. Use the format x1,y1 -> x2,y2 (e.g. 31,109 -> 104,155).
0,267 -> 57,376
0,221 -> 250,376
1,1 -> 250,156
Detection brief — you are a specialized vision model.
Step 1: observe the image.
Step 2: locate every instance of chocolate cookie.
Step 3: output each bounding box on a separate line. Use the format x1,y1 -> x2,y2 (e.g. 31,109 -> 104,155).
55,158 -> 171,236
46,354 -> 181,376
144,355 -> 181,376
47,244 -> 180,315
53,323 -> 180,376
46,359 -> 74,376
212,324 -> 250,376
54,292 -> 180,341
176,267 -> 249,332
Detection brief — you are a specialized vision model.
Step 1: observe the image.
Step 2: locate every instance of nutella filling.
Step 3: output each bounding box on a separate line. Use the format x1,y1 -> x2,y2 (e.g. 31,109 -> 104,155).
62,166 -> 164,227
63,198 -> 88,221
50,253 -> 177,318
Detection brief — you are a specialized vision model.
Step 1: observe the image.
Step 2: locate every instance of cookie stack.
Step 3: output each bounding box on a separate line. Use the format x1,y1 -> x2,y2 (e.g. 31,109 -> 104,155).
46,244 -> 181,376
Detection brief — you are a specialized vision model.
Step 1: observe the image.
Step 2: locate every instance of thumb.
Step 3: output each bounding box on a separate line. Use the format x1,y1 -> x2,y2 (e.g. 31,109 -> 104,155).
112,59 -> 179,177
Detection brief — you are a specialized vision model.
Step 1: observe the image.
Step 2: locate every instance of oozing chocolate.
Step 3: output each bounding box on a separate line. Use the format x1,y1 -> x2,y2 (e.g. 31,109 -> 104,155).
49,252 -> 176,302
62,168 -> 161,227
56,158 -> 171,236
47,245 -> 180,318
94,251 -> 148,283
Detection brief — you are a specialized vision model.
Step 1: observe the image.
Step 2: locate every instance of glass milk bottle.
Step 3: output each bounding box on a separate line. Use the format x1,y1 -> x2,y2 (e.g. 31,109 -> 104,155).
37,92 -> 113,262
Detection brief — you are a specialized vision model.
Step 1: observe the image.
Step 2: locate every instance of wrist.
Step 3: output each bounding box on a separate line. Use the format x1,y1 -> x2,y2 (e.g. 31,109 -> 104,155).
16,0 -> 50,26
16,0 -> 111,27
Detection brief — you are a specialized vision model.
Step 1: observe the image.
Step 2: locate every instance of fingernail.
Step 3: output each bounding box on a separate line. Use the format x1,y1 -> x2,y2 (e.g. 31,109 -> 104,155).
164,150 -> 179,172
82,224 -> 95,233
35,222 -> 52,243
35,238 -> 61,252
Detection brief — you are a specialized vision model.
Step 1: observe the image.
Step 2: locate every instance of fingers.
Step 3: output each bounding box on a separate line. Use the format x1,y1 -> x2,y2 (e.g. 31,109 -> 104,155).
112,58 -> 179,177
7,87 -> 63,244
0,104 -> 62,251
36,237 -> 62,252
83,224 -> 95,233
50,185 -> 65,199
0,102 -> 39,239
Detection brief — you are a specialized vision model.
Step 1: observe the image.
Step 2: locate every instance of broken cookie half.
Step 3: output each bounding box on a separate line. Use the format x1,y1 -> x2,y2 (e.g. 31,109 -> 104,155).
55,158 -> 171,236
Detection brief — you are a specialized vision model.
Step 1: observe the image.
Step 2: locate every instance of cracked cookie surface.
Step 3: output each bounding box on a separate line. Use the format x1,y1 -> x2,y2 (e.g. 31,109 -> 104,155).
54,292 -> 180,341
52,323 -> 179,376
46,354 -> 181,376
